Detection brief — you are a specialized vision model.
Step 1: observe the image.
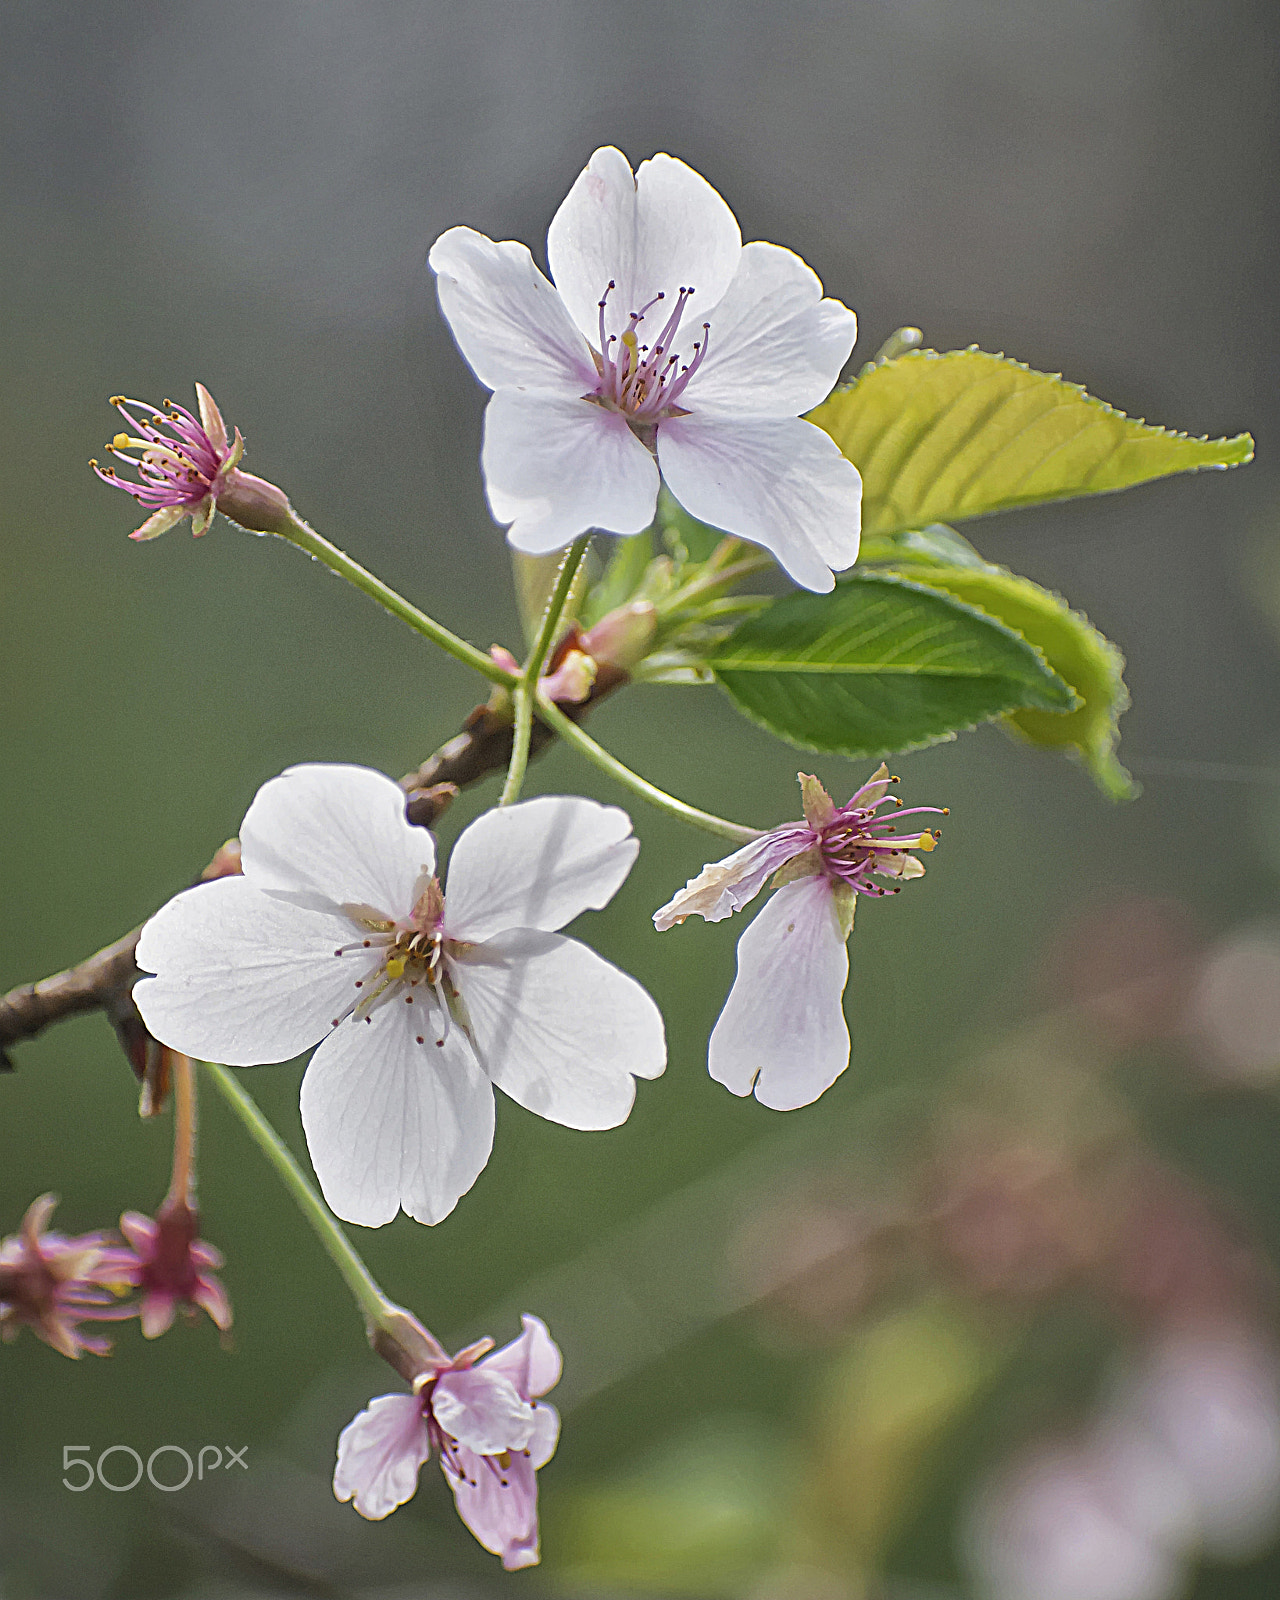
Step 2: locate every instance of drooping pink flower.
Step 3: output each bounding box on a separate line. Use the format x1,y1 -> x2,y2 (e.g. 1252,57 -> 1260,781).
429,146 -> 861,592
654,766 -> 944,1109
92,384 -> 291,541
0,1195 -> 133,1359
107,1197 -> 232,1339
335,1314 -> 562,1570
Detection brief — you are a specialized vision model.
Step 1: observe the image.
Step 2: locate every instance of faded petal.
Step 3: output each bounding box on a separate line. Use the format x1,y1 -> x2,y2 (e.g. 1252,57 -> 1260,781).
683,242 -> 857,418
299,1005 -> 495,1227
135,877 -> 354,1066
657,414 -> 861,592
708,877 -> 851,1111
240,763 -> 434,918
445,1446 -> 542,1570
429,227 -> 598,396
129,505 -> 187,542
433,1367 -> 536,1456
444,795 -> 639,942
195,383 -> 229,453
652,829 -> 809,931
547,146 -> 741,346
334,1393 -> 431,1520
482,1314 -> 563,1402
482,389 -> 658,553
452,930 -> 665,1129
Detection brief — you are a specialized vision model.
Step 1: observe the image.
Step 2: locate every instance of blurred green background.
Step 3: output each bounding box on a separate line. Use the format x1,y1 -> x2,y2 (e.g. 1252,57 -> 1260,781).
3,3 -> 1279,1596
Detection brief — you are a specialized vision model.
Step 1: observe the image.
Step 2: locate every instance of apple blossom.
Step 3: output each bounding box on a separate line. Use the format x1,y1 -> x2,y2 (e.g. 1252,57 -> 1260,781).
654,766 -> 943,1110
133,764 -> 665,1227
335,1312 -> 561,1569
429,145 -> 862,592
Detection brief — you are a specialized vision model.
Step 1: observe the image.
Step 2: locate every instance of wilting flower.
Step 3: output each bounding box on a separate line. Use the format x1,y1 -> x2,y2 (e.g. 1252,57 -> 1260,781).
92,384 -> 291,540
134,764 -> 665,1226
335,1312 -> 561,1569
0,1195 -> 133,1358
108,1197 -> 232,1339
430,145 -> 861,592
654,767 -> 943,1109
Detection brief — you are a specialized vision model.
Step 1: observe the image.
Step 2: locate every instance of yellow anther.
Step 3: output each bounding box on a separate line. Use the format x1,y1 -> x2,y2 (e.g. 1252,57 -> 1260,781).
496,1451 -> 512,1470
108,395 -> 124,406
385,956 -> 406,979
112,433 -> 142,451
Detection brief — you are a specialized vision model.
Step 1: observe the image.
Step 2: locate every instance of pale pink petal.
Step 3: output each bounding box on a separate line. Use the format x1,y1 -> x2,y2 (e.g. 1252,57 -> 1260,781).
481,1315 -> 563,1402
526,1400 -> 561,1469
444,1447 -> 541,1570
299,1004 -> 494,1227
334,1393 -> 431,1520
547,146 -> 742,346
139,1291 -> 177,1340
429,227 -> 598,396
708,877 -> 850,1111
481,389 -> 658,554
134,877 -> 355,1066
657,415 -> 862,592
681,241 -> 857,418
118,1212 -> 158,1254
451,931 -> 665,1129
444,796 -> 638,942
652,829 -> 809,931
192,1276 -> 233,1331
432,1367 -> 536,1455
195,383 -> 229,453
239,764 -> 434,919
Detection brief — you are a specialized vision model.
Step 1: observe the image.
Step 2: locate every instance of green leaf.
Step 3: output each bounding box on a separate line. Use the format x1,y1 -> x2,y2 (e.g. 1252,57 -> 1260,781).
808,347 -> 1254,538
707,570 -> 1076,759
902,563 -> 1137,799
581,530 -> 655,628
858,522 -> 987,569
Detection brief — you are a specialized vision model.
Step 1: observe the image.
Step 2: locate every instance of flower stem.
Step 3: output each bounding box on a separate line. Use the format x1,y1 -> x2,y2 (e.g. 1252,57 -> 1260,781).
200,1061 -> 395,1329
535,697 -> 761,843
501,534 -> 592,807
281,510 -> 515,687
166,1052 -> 197,1209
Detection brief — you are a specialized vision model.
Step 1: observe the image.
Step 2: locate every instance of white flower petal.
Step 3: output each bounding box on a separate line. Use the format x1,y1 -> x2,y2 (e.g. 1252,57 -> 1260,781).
482,390 -> 658,553
433,1367 -> 535,1456
652,828 -> 809,931
708,876 -> 851,1111
657,414 -> 861,592
334,1393 -> 430,1520
444,795 -> 638,942
547,146 -> 741,345
299,1004 -> 495,1227
452,930 -> 666,1129
240,764 -> 434,918
482,1315 -> 563,1402
134,876 -> 354,1065
682,241 -> 857,418
429,226 -> 598,397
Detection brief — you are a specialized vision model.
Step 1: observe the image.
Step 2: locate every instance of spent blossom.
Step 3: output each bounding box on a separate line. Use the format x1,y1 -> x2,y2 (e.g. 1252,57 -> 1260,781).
335,1311 -> 561,1570
0,1195 -> 133,1359
654,766 -> 943,1110
92,384 -> 291,541
109,1197 -> 232,1340
134,764 -> 666,1227
430,145 -> 862,592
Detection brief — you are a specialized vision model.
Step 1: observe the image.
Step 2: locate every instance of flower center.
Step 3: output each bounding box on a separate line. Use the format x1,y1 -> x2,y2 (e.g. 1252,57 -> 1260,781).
592,280 -> 711,426
330,892 -> 458,1047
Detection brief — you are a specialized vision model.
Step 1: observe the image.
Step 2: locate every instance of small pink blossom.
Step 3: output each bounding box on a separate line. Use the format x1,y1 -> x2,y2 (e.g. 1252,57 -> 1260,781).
654,766 -> 944,1109
0,1195 -> 133,1359
335,1314 -> 561,1570
92,384 -> 291,541
107,1197 -> 232,1339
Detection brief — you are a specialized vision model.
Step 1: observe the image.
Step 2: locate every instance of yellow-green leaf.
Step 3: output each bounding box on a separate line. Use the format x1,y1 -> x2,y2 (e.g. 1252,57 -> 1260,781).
809,347 -> 1253,539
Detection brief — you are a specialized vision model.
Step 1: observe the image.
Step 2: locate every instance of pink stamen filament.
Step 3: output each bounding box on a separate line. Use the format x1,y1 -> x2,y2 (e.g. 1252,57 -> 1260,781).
594,282 -> 711,423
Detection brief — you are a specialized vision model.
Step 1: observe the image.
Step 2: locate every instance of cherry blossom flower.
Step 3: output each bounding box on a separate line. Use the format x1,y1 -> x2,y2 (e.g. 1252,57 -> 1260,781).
133,764 -> 665,1226
108,1197 -> 232,1339
654,767 -> 943,1110
429,145 -> 862,592
335,1313 -> 561,1570
92,384 -> 291,541
0,1195 -> 134,1359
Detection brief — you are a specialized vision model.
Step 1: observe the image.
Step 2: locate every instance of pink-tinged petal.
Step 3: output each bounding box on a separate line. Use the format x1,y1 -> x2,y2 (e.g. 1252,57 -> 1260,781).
708,877 -> 851,1111
239,764 -> 435,919
433,1367 -> 536,1455
547,147 -> 742,345
191,1275 -> 233,1332
481,1315 -> 563,1402
658,415 -> 862,592
452,931 -> 665,1129
429,227 -> 598,396
652,828 -> 810,931
299,1003 -> 494,1227
681,241 -> 857,418
129,505 -> 186,542
139,1290 -> 177,1340
482,390 -> 658,554
444,1447 -> 541,1570
195,383 -> 229,453
444,795 -> 638,942
135,877 -> 355,1066
118,1212 -> 159,1254
334,1393 -> 431,1521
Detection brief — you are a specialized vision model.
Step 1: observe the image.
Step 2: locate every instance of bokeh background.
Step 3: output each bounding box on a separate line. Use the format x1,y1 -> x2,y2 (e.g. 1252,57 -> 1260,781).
3,2 -> 1280,1596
